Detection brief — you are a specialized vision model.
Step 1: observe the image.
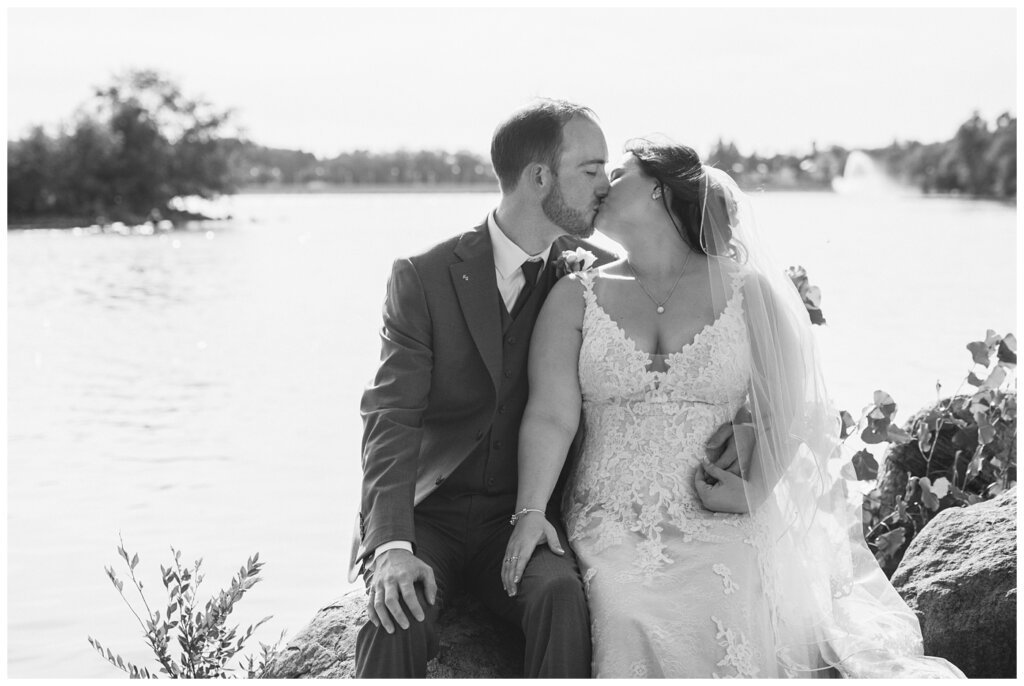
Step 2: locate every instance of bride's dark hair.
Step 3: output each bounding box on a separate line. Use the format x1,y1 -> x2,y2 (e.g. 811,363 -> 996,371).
625,139 -> 735,257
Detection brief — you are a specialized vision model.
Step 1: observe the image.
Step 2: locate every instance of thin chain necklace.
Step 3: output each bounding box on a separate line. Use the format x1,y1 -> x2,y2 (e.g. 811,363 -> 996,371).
626,252 -> 691,314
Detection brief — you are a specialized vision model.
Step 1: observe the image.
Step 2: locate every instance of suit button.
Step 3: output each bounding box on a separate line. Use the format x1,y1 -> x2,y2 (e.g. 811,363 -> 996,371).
498,404 -> 506,414
504,370 -> 513,378
487,477 -> 495,487
435,475 -> 446,485
506,335 -> 517,344
493,440 -> 503,449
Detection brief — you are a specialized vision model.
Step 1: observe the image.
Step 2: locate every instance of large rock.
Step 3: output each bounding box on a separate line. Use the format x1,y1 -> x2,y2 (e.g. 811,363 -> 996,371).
891,487 -> 1016,678
263,589 -> 523,678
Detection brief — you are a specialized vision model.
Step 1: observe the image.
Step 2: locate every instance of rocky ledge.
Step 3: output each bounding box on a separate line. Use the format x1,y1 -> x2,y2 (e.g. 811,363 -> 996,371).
891,486 -> 1016,678
268,490 -> 1015,678
263,590 -> 522,678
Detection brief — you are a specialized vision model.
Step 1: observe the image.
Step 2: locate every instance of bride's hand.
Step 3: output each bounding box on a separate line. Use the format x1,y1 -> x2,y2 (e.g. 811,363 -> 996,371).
694,459 -> 750,514
501,512 -> 564,597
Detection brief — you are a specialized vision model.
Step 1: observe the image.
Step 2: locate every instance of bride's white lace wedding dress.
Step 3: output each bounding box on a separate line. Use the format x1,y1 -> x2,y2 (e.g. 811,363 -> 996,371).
562,270 -> 963,678
564,269 -> 779,678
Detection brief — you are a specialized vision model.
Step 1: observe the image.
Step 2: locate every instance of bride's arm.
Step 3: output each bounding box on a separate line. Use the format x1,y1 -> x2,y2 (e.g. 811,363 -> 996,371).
696,269 -> 805,514
500,275 -> 585,596
740,270 -> 807,505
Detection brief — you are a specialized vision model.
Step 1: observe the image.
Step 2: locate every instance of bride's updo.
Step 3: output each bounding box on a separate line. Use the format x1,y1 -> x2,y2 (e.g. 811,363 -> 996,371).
625,139 -> 735,257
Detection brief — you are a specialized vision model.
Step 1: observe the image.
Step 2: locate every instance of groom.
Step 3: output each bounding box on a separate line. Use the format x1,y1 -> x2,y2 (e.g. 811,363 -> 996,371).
351,99 -> 748,678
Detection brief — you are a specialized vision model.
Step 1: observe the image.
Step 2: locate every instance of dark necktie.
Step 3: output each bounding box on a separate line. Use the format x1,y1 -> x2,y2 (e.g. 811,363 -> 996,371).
510,259 -> 543,319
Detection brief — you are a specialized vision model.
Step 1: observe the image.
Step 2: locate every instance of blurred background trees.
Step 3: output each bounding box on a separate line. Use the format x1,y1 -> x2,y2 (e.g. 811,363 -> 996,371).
706,110 -> 1016,198
7,69 -> 1017,227
7,69 -> 235,224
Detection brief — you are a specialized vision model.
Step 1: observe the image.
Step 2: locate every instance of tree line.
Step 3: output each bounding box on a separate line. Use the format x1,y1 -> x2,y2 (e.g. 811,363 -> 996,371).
228,143 -> 495,187
706,111 -> 1016,199
7,70 -> 1016,227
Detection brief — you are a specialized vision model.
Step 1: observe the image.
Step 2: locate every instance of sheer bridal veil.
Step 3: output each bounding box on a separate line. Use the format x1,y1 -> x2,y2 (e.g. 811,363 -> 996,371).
698,166 -> 964,678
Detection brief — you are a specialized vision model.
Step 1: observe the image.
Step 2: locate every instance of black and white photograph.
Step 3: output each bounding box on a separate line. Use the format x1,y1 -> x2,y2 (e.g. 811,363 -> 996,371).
5,5 -> 1018,679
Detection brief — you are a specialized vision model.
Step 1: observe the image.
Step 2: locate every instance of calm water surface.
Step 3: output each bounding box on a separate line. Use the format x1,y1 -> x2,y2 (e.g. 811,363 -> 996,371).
6,191 -> 1016,676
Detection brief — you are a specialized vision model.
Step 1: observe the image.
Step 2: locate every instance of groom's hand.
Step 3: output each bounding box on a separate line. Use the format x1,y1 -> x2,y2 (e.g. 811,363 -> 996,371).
706,408 -> 755,477
694,459 -> 750,514
365,549 -> 437,634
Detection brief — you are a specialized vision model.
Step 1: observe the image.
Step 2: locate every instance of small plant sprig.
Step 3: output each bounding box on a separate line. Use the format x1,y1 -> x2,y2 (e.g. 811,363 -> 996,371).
88,536 -> 284,678
786,265 -> 825,325
839,330 -> 1017,571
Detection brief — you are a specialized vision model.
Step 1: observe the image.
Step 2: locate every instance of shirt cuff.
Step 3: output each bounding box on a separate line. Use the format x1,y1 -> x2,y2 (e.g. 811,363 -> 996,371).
374,540 -> 413,560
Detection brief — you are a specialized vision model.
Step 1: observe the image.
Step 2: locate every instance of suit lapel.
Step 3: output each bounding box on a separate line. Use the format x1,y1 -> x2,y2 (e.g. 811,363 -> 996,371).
451,224 -> 502,392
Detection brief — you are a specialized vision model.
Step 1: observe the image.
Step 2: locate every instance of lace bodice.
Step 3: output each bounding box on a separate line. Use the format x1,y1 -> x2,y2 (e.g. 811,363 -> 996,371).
564,269 -> 754,581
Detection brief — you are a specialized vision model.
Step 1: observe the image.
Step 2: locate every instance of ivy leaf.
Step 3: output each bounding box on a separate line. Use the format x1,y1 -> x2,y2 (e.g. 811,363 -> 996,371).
997,333 -> 1017,366
967,340 -> 994,367
918,478 -> 940,511
970,390 -> 994,415
895,497 -> 908,521
886,425 -> 913,445
872,390 -> 898,419
977,416 -> 996,445
950,483 -> 972,504
851,449 -> 879,481
967,371 -> 985,387
982,365 -> 1007,390
838,410 -> 856,439
874,528 -> 907,560
861,425 -> 888,445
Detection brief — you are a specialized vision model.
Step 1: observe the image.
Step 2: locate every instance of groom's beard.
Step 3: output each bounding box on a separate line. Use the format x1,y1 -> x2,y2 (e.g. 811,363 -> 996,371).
542,180 -> 595,239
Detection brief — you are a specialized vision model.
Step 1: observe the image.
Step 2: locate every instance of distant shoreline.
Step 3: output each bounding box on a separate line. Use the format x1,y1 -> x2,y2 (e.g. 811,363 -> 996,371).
237,182 -> 500,195
236,181 -> 842,195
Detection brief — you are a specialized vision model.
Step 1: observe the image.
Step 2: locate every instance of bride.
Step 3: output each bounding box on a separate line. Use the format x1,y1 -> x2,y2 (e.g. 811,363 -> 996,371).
501,140 -> 965,678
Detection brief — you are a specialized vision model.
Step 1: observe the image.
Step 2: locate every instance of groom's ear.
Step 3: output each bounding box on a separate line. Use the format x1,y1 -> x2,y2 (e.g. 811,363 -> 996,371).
526,163 -> 552,191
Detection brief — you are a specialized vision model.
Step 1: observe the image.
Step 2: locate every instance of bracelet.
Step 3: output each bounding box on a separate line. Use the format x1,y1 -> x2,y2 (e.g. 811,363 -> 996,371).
509,508 -> 545,526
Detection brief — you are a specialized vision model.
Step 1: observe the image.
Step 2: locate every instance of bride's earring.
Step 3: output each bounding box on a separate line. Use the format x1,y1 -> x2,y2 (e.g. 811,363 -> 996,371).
651,186 -> 663,200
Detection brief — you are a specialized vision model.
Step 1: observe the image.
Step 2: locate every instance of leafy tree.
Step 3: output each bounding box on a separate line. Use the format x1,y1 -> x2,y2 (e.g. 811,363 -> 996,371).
7,69 -> 234,224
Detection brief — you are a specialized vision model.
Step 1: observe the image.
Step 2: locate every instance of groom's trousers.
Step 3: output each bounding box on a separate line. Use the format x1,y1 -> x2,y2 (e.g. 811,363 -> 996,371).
354,492 -> 592,678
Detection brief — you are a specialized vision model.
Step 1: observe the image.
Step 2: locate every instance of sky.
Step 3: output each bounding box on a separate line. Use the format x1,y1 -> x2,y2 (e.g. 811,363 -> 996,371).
5,6 -> 1019,160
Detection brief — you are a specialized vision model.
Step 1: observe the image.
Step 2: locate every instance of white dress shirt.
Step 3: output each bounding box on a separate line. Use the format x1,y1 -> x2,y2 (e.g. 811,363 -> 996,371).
486,210 -> 550,312
372,211 -> 552,564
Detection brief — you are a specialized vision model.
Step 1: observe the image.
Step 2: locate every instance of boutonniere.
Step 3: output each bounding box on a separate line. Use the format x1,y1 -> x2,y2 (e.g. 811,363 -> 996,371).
554,248 -> 597,278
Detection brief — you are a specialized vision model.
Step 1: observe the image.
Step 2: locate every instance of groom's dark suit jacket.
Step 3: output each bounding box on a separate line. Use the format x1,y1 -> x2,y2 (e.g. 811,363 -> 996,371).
349,219 -> 615,582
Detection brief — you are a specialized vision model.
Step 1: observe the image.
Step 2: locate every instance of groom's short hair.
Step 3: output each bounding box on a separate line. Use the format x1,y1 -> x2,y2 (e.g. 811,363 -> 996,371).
490,99 -> 597,193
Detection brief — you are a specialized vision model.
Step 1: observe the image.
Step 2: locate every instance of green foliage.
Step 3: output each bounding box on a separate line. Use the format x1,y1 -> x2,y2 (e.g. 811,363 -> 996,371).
871,112 -> 1016,199
8,69 -> 234,224
785,266 -> 826,325
88,537 -> 284,678
706,112 -> 1016,198
844,331 -> 1017,574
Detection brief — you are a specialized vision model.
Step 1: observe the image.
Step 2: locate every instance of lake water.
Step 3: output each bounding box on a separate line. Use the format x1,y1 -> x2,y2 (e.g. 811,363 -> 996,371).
6,191 -> 1017,677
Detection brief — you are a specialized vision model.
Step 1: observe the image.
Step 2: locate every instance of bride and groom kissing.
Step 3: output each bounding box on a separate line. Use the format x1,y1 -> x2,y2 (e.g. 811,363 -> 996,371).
348,99 -> 964,678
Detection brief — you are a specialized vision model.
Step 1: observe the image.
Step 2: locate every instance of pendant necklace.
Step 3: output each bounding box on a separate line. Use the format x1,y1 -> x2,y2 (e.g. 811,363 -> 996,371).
627,252 -> 691,314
